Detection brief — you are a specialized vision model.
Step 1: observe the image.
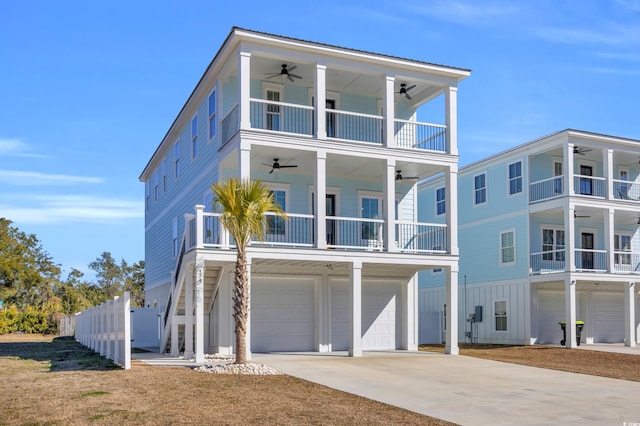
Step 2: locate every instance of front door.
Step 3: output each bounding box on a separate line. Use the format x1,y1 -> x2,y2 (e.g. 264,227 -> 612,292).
579,165 -> 593,195
581,232 -> 594,269
326,194 -> 336,245
326,99 -> 336,138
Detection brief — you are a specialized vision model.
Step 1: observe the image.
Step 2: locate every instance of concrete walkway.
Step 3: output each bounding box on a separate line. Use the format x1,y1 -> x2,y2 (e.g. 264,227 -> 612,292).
252,350 -> 640,426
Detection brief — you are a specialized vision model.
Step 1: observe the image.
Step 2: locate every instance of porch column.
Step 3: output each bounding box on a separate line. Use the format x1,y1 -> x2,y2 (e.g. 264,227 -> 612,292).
316,275 -> 331,352
215,271 -> 234,355
239,144 -> 251,181
565,143 -> 575,196
314,63 -> 327,140
384,158 -> 396,252
625,281 -> 636,347
194,259 -> 205,363
564,204 -> 576,272
184,263 -> 194,359
238,51 -> 251,130
445,265 -> 459,355
402,276 -> 418,350
605,208 -> 615,273
195,205 -> 205,249
445,86 -> 458,156
564,279 -> 577,348
604,148 -> 614,199
446,165 -> 459,256
170,320 -> 179,356
315,151 -> 327,249
349,261 -> 363,357
383,75 -> 395,148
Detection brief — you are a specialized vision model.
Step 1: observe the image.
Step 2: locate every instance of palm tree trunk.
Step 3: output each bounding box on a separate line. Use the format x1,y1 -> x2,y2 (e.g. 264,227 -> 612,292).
233,249 -> 249,364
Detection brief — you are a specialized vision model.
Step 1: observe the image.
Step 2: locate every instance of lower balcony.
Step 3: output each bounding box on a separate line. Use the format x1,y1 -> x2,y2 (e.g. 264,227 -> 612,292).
189,211 -> 448,254
530,250 -> 640,274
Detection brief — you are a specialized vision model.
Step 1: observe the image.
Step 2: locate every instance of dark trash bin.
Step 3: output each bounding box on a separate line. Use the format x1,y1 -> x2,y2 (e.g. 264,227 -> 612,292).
559,321 -> 584,346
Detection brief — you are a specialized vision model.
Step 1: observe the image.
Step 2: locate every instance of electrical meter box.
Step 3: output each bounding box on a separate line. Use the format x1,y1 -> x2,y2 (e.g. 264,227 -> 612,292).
474,305 -> 483,322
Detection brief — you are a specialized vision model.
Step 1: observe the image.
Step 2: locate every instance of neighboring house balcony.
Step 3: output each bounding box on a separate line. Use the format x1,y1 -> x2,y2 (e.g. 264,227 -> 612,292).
529,206 -> 639,275
528,141 -> 640,204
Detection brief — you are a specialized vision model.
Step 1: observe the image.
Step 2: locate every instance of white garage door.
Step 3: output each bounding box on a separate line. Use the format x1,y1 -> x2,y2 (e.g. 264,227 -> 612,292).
592,292 -> 624,343
537,290 -> 564,344
330,280 -> 402,351
251,278 -> 315,352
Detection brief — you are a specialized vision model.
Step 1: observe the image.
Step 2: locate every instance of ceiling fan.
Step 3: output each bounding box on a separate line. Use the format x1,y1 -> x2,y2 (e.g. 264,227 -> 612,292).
265,64 -> 302,82
396,170 -> 420,181
396,83 -> 416,100
573,146 -> 592,155
262,158 -> 298,174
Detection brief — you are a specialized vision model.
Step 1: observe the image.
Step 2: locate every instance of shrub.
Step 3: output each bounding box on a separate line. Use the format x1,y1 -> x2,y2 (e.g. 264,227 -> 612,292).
0,304 -> 20,334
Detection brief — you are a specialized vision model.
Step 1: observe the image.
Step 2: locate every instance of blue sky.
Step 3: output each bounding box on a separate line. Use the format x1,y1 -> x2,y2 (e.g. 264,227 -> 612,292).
1,1 -> 639,279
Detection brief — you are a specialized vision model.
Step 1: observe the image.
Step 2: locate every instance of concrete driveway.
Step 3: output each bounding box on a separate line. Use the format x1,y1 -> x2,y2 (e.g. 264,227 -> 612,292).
253,351 -> 640,425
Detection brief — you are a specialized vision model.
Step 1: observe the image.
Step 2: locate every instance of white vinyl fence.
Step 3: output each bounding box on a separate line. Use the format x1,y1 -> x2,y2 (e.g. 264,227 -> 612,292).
75,292 -> 131,370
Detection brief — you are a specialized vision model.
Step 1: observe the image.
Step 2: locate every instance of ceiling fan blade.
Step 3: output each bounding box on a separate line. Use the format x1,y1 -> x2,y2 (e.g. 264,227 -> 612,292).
261,163 -> 274,167
269,169 -> 275,174
266,74 -> 280,79
287,65 -> 297,72
405,84 -> 416,91
405,93 -> 412,100
287,75 -> 294,82
279,165 -> 298,168
289,73 -> 302,79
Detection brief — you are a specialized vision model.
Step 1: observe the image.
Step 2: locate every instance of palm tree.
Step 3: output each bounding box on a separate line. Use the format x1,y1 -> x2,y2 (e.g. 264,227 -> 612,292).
211,178 -> 286,364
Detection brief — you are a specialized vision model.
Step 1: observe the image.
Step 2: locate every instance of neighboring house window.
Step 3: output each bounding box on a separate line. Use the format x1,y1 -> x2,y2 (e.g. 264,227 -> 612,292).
208,90 -> 217,140
191,115 -> 198,159
508,161 -> 522,195
174,140 -> 180,179
542,228 -> 565,261
172,217 -> 179,257
474,173 -> 486,205
436,187 -> 446,215
614,233 -> 632,265
265,86 -> 282,131
154,170 -> 159,203
500,230 -> 515,264
495,301 -> 507,331
267,189 -> 286,236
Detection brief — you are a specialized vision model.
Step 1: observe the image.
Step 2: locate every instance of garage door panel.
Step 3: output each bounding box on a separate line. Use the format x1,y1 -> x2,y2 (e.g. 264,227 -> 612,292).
251,279 -> 314,352
592,292 -> 624,343
537,290 -> 564,345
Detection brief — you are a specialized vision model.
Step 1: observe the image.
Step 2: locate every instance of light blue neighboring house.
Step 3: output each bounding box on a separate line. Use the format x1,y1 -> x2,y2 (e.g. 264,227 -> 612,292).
418,129 -> 639,348
139,27 -> 470,361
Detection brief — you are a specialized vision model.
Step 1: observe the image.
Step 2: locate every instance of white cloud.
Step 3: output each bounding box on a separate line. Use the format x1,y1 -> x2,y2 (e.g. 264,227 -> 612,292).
0,170 -> 104,186
0,193 -> 143,225
0,138 -> 45,158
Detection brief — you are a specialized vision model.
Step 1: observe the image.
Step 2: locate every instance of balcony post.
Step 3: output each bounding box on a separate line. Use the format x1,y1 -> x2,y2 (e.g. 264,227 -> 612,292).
445,86 -> 458,156
184,262 -> 194,359
624,282 -> 636,347
384,159 -> 396,252
565,204 -> 576,271
564,279 -> 577,348
446,165 -> 459,256
194,258 -> 205,363
315,150 -> 327,249
238,51 -> 251,130
445,265 -> 459,355
315,63 -> 327,140
195,205 -> 205,249
565,143 -> 575,196
349,261 -> 363,357
604,148 -> 613,199
605,208 -> 614,272
383,75 -> 395,148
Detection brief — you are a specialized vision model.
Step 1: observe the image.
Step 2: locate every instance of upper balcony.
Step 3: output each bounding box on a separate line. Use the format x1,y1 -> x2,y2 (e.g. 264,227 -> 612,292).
216,45 -> 465,157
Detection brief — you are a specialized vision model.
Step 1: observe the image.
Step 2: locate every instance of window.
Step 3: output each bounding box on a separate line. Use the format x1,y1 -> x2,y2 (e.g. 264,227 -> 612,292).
162,158 -> 167,193
542,228 -> 565,261
153,170 -> 159,203
500,230 -> 515,264
267,189 -> 286,236
554,161 -> 563,194
614,234 -> 632,265
191,116 -> 198,159
619,168 -> 630,197
436,187 -> 446,215
495,301 -> 507,331
361,196 -> 381,241
208,90 -> 216,140
174,140 -> 180,179
265,87 -> 282,131
508,161 -> 522,195
474,173 -> 486,205
172,218 -> 179,257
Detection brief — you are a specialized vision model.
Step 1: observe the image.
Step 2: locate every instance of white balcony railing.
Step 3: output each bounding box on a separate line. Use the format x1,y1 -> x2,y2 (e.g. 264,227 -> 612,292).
394,119 -> 446,152
613,179 -> 640,202
396,222 -> 448,253
530,250 -> 566,274
529,176 -> 564,202
574,249 -> 608,271
250,99 -> 314,136
326,216 -> 385,250
573,175 -> 606,198
329,110 -> 383,144
613,251 -> 640,273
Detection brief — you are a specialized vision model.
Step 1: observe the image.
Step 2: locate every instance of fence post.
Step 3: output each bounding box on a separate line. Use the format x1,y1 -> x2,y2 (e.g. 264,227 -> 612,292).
123,292 -> 131,370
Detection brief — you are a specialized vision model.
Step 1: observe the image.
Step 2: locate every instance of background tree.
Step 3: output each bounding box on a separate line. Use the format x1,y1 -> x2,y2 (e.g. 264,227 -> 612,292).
124,260 -> 145,307
88,252 -> 126,299
211,178 -> 286,364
